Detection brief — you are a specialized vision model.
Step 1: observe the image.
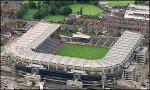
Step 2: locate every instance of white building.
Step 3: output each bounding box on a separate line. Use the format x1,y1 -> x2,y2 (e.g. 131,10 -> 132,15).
136,47 -> 148,64
124,4 -> 149,20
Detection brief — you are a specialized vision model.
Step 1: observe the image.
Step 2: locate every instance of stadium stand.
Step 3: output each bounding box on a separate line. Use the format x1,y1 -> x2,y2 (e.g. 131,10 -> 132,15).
90,38 -> 99,45
3,22 -> 143,84
97,36 -> 107,47
34,38 -> 63,54
63,37 -> 72,42
103,37 -> 117,48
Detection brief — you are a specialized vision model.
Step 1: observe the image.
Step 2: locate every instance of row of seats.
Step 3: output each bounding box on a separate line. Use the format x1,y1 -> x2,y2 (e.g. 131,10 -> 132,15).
91,36 -> 117,48
39,69 -> 73,80
63,35 -> 116,48
35,38 -> 63,54
63,37 -> 72,42
104,37 -> 116,48
63,37 -> 90,43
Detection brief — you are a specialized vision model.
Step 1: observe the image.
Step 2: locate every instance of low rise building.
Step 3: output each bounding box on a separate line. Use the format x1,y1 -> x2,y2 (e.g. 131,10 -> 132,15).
124,4 -> 149,20
136,47 -> 148,64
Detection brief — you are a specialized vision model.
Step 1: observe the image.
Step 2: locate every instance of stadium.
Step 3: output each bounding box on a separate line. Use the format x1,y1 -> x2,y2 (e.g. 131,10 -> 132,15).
2,21 -> 143,85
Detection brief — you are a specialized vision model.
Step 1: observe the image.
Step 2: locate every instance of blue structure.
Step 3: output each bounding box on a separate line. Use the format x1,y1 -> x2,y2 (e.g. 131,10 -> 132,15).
33,39 -> 63,54
15,64 -> 123,83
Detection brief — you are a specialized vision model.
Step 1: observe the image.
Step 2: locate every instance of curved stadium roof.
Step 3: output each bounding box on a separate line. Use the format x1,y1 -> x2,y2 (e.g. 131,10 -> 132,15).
5,22 -> 143,71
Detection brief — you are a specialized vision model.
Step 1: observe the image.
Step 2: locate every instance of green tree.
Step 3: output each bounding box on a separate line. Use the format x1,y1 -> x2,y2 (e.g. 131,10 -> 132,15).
37,1 -> 41,9
80,7 -> 83,15
59,8 -> 65,15
76,0 -> 89,3
29,1 -> 37,8
33,4 -> 49,20
55,1 -> 73,8
50,5 -> 58,15
63,7 -> 72,16
42,0 -> 51,5
33,12 -> 42,19
15,3 -> 29,19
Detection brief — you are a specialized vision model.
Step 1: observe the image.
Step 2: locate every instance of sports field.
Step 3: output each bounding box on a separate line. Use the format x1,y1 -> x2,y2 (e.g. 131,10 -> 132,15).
44,14 -> 65,23
55,44 -> 109,60
107,0 -> 135,6
69,4 -> 103,16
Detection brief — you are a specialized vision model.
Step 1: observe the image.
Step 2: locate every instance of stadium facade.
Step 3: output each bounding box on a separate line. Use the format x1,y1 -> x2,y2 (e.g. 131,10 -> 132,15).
1,22 -> 144,84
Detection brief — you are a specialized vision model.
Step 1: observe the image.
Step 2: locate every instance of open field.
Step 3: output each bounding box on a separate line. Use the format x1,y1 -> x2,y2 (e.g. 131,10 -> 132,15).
107,0 -> 135,6
44,14 -> 65,23
69,4 -> 103,16
55,43 -> 109,60
22,9 -> 38,20
21,3 -> 103,21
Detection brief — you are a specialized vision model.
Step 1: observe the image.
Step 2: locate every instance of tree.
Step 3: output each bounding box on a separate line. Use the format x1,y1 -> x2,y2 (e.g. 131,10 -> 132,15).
50,5 -> 58,15
33,12 -> 42,19
59,8 -> 65,15
55,1 -> 73,8
63,7 -> 72,16
33,4 -> 49,20
42,0 -> 51,5
80,7 -> 83,15
15,3 -> 28,19
29,1 -> 37,8
76,0 -> 89,3
15,10 -> 23,19
37,1 -> 41,9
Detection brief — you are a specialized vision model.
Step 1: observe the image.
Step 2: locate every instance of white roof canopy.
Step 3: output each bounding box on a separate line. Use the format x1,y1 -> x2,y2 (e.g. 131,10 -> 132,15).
73,32 -> 91,39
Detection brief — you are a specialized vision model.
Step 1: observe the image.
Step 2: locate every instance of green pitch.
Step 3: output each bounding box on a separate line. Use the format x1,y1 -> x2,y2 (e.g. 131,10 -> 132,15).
44,14 -> 65,23
107,0 -> 135,6
69,4 -> 104,16
55,44 -> 109,60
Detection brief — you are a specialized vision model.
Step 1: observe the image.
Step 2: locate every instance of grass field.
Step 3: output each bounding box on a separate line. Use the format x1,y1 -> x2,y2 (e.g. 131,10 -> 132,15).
55,44 -> 109,60
107,0 -> 135,6
69,4 -> 103,16
22,9 -> 38,20
44,14 -> 65,23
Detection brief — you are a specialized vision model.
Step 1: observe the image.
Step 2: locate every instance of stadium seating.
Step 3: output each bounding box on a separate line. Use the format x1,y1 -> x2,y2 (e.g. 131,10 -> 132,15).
103,37 -> 117,48
97,36 -> 107,47
34,38 -> 63,54
39,69 -> 73,80
15,64 -> 32,73
62,35 -> 117,48
91,38 -> 99,45
81,75 -> 102,81
15,64 -> 123,82
63,37 -> 72,42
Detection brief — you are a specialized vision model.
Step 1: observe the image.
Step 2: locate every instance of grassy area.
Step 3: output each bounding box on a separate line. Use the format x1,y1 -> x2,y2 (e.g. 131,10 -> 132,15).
107,0 -> 135,6
22,9 -> 38,20
69,4 -> 103,16
44,15 -> 65,23
55,43 -> 109,60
